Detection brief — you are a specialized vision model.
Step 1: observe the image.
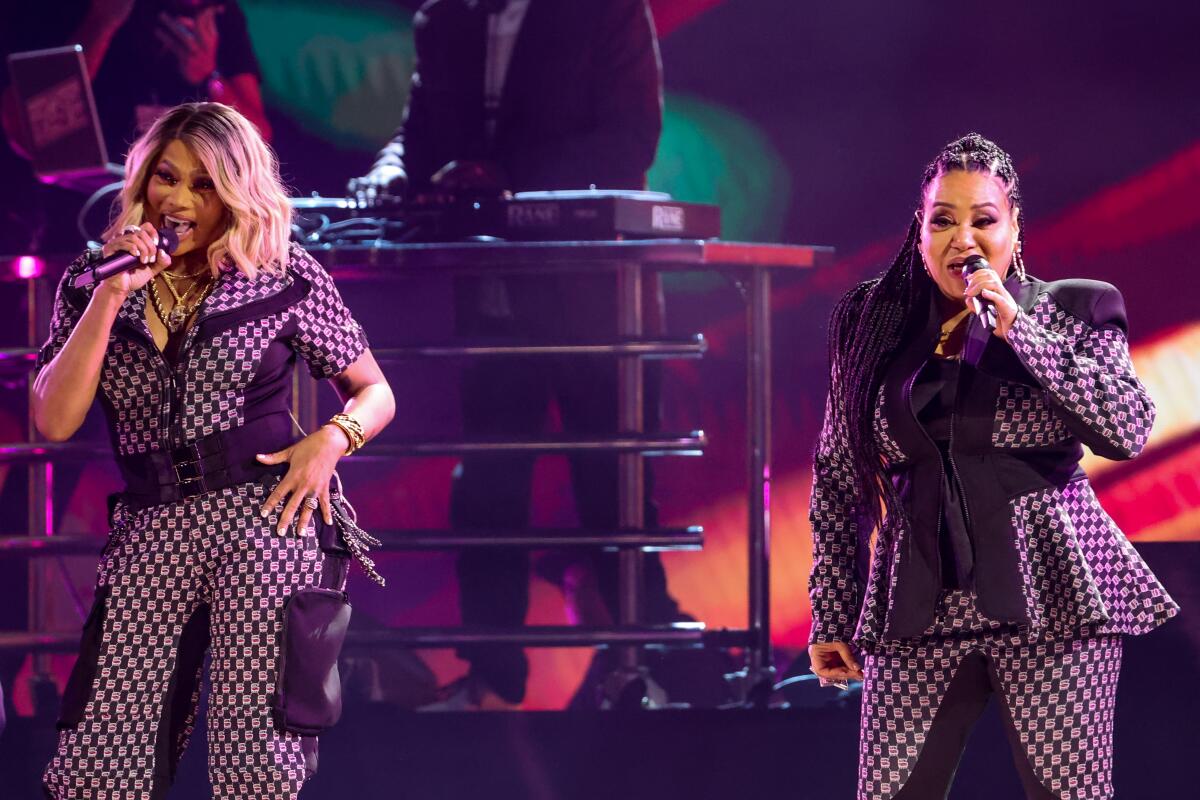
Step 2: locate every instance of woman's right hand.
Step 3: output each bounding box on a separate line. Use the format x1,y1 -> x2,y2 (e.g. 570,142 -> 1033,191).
97,222 -> 172,300
809,641 -> 864,684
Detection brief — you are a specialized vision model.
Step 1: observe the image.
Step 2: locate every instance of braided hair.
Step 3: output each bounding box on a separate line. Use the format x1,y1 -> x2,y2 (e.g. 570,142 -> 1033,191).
826,133 -> 1023,537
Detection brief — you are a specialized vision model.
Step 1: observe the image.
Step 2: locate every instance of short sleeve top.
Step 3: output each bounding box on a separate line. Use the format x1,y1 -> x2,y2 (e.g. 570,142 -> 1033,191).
37,242 -> 368,456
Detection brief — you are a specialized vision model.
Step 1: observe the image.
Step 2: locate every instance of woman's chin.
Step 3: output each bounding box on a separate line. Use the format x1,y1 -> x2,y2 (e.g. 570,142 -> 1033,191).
935,284 -> 961,303
171,238 -> 209,261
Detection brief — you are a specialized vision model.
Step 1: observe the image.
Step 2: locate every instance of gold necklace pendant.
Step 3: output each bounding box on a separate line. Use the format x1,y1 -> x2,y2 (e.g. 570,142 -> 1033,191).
166,303 -> 190,333
161,274 -> 198,305
149,275 -> 214,334
934,309 -> 972,358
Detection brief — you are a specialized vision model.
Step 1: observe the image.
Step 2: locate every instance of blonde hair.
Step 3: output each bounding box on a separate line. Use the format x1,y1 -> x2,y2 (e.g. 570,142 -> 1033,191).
105,102 -> 292,279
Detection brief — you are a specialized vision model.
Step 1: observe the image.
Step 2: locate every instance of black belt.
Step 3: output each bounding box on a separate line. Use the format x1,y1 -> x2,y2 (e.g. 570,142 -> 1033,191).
117,412 -> 296,511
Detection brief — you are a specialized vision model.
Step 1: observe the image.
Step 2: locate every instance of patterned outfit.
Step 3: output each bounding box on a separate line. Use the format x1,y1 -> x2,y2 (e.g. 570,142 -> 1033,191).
809,274 -> 1178,799
39,243 -> 368,799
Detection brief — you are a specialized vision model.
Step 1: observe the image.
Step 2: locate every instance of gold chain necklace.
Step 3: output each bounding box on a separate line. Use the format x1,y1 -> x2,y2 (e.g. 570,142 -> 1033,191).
148,273 -> 216,333
159,268 -> 211,299
160,272 -> 203,305
161,266 -> 211,281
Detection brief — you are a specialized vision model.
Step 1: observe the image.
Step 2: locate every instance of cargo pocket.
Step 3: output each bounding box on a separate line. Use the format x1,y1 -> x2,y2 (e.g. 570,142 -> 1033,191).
57,585 -> 111,729
272,587 -> 352,736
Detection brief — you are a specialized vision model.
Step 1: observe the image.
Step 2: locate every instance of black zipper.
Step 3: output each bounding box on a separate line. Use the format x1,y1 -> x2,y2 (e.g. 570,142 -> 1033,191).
167,285 -> 226,446
111,297 -> 177,447
154,337 -> 177,447
189,275 -> 310,348
120,273 -> 308,453
164,277 -> 234,446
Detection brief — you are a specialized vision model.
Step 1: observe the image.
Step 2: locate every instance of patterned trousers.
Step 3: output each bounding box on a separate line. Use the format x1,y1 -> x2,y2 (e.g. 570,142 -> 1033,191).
44,478 -> 322,799
859,594 -> 1123,800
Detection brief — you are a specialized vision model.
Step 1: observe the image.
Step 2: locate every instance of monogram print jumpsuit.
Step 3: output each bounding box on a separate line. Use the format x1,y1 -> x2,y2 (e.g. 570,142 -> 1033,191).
39,243 -> 368,799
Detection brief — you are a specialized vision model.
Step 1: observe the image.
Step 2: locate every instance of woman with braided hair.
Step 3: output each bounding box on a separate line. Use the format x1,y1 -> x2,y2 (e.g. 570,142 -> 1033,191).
807,133 -> 1177,799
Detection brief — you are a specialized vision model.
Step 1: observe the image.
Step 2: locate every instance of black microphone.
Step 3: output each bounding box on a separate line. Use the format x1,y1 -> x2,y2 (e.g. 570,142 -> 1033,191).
961,254 -> 996,331
73,227 -> 180,289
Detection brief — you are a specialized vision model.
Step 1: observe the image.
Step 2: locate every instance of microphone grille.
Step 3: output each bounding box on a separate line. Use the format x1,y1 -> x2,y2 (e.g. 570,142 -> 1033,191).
962,255 -> 989,274
157,226 -> 180,254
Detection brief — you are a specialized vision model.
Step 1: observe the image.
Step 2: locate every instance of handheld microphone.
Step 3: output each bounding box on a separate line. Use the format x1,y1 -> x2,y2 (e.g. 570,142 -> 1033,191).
961,254 -> 996,331
73,227 -> 180,289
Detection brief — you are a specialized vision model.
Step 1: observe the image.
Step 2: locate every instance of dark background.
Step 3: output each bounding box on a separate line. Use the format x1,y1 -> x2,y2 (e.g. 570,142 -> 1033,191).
1,1 -> 1198,796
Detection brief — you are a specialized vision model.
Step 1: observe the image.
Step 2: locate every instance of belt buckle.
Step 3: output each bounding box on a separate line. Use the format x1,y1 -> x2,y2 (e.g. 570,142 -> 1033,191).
173,447 -> 205,488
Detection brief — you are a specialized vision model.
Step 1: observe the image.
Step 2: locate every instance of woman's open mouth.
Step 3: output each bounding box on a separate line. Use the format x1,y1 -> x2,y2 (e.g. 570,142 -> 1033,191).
162,213 -> 196,243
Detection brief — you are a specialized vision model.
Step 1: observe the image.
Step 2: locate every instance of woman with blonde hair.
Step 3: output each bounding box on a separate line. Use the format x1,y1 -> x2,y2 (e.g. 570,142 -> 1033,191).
35,102 -> 395,798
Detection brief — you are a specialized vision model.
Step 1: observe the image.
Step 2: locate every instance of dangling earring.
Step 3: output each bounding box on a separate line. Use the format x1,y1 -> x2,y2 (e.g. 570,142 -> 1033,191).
1013,243 -> 1027,281
916,243 -> 932,279
913,216 -> 930,278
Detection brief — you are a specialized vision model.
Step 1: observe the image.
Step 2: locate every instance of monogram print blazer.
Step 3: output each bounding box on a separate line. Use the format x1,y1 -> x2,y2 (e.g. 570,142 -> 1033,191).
809,274 -> 1179,647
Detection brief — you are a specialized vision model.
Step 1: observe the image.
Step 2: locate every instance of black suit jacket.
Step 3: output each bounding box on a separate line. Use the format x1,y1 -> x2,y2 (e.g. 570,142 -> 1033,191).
809,275 -> 1177,646
372,0 -> 663,193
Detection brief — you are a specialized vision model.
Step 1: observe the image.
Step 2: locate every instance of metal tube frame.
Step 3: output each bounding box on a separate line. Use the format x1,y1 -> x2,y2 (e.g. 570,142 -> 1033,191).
0,623 -> 767,654
0,434 -> 705,463
26,276 -> 52,706
0,529 -> 703,554
744,266 -> 775,701
370,335 -> 706,360
615,261 -> 647,689
7,240 -> 823,709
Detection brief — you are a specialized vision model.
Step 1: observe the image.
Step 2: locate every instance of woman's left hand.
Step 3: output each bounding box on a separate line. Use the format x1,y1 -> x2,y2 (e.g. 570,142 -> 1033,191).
964,267 -> 1020,338
256,426 -> 348,535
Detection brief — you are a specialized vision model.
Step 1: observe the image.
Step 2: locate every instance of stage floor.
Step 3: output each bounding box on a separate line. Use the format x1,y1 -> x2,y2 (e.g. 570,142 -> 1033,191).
3,636 -> 1194,800
3,544 -> 1195,799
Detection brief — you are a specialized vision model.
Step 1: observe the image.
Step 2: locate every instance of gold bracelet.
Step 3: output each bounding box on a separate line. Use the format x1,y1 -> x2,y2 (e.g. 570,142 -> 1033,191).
327,413 -> 366,455
331,413 -> 365,453
327,418 -> 363,455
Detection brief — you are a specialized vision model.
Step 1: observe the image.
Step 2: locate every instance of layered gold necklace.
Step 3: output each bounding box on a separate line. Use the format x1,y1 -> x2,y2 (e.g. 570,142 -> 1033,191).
148,268 -> 217,333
